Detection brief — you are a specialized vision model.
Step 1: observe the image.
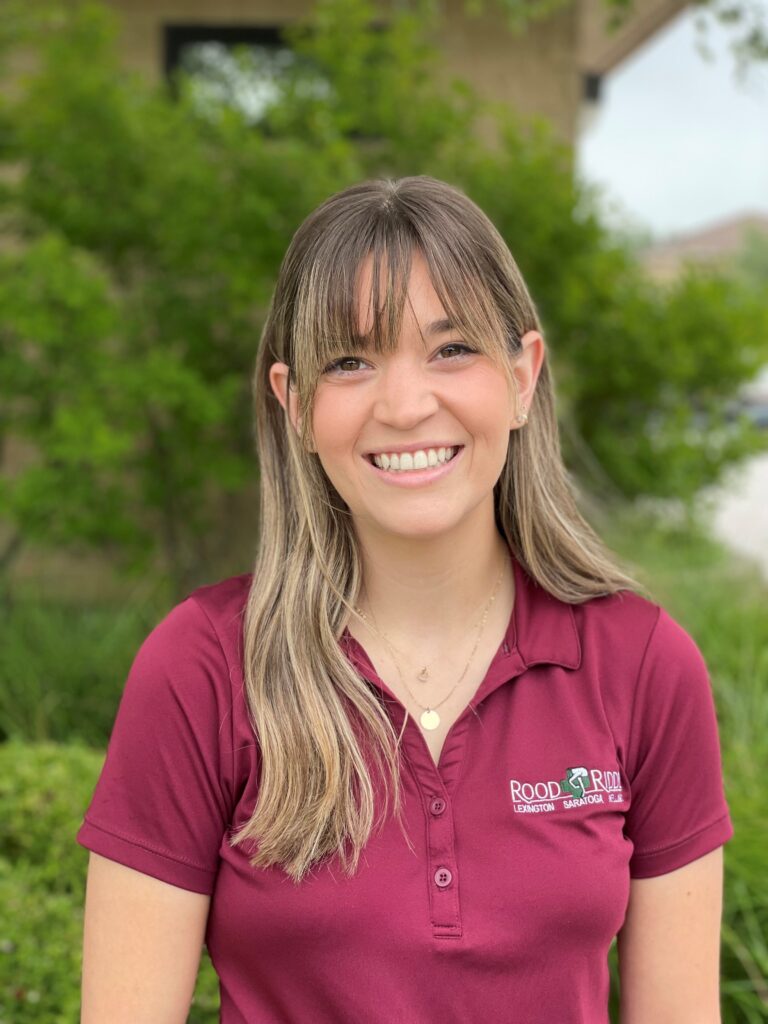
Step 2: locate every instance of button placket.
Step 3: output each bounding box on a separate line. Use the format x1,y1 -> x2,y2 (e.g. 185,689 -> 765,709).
422,787 -> 461,938
395,707 -> 469,939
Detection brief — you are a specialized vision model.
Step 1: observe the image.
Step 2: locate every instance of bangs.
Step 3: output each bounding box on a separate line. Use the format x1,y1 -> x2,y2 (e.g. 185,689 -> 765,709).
298,218 -> 416,381
288,196 -> 521,411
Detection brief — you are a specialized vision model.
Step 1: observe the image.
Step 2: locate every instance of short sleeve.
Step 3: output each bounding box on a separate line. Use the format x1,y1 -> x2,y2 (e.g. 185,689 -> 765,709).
75,597 -> 234,894
623,606 -> 734,878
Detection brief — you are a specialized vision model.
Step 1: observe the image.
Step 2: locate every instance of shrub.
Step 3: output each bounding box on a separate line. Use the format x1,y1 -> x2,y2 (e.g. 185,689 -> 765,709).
0,740 -> 219,1022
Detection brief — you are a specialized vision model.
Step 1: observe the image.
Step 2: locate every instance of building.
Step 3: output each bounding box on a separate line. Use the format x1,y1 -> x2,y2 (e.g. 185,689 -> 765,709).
638,211 -> 768,283
100,0 -> 688,146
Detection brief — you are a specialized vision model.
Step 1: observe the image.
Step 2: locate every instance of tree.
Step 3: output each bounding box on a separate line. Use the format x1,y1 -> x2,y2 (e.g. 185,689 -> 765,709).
1,0 -> 766,600
734,226 -> 768,291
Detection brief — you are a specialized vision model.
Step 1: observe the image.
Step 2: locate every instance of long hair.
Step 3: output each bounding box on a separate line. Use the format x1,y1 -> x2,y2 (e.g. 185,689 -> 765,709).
228,175 -> 650,883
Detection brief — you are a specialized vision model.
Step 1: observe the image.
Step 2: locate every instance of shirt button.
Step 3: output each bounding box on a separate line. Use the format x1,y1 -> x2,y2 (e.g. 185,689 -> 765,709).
429,797 -> 446,816
434,867 -> 453,888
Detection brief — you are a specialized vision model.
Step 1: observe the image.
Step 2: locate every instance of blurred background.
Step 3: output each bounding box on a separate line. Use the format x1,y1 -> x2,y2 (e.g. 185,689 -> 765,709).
0,0 -> 765,1019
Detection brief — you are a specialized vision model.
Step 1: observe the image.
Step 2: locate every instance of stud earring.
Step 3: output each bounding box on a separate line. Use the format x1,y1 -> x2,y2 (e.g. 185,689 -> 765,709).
516,406 -> 528,426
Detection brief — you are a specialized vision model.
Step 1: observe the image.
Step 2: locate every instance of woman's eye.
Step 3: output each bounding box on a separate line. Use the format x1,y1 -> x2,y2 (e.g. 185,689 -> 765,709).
438,342 -> 476,360
322,344 -> 475,376
323,357 -> 367,375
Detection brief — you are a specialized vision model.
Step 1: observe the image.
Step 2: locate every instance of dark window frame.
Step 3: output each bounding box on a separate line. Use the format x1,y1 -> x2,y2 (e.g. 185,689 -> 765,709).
163,23 -> 288,86
162,20 -> 388,141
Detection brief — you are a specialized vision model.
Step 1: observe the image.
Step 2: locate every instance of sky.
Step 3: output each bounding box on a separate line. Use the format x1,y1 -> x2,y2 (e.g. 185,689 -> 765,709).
576,2 -> 768,241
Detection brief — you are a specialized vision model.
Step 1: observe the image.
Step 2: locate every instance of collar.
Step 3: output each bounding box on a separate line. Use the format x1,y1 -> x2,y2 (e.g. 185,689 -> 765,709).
506,550 -> 582,672
340,546 -> 582,689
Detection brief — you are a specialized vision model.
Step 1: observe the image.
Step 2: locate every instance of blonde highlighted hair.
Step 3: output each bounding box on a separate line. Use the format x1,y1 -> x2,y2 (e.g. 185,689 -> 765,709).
228,175 -> 649,882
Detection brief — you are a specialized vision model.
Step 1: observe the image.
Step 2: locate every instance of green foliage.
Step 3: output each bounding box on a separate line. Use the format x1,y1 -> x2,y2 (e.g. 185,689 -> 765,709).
0,741 -> 106,1020
733,228 -> 768,292
0,232 -> 149,557
1,0 -> 360,597
0,859 -> 84,1022
0,741 -> 97,887
269,0 -> 483,172
0,582 -> 173,745
1,0 -> 766,596
562,264 -> 768,501
0,740 -> 219,1022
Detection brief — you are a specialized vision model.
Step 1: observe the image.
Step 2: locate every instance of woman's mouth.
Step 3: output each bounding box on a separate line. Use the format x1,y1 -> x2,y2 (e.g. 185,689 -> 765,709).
362,445 -> 465,487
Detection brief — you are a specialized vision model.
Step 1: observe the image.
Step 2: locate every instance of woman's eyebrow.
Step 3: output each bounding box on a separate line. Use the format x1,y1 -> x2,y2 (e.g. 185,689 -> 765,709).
424,318 -> 456,336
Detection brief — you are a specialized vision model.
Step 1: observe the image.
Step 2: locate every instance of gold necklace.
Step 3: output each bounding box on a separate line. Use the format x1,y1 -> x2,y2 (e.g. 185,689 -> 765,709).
354,563 -> 505,731
367,584 -> 504,683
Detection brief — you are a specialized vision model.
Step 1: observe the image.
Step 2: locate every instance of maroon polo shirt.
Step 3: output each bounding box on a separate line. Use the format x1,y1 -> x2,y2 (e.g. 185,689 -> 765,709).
76,548 -> 734,1023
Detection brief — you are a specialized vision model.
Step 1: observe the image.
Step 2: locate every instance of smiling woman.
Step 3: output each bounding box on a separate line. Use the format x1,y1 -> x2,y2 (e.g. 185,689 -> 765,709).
269,244 -> 540,539
77,175 -> 734,1024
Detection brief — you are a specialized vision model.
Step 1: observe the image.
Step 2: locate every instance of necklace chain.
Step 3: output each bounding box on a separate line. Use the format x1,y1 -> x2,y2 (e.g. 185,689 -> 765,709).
354,562 -> 505,731
364,583 -> 503,684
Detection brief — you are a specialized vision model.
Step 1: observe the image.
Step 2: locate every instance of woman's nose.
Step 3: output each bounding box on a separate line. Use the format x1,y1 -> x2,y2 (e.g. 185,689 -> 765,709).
372,360 -> 440,426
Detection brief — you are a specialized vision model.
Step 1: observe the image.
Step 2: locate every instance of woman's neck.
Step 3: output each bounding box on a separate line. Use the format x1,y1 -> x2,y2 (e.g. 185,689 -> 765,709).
353,519 -> 514,647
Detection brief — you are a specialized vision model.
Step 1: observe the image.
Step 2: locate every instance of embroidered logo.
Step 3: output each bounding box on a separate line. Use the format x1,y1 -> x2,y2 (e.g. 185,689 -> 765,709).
510,765 -> 625,814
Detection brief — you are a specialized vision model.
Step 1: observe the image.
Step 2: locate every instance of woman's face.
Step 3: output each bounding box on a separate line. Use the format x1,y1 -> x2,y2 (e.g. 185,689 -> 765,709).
271,249 -> 544,544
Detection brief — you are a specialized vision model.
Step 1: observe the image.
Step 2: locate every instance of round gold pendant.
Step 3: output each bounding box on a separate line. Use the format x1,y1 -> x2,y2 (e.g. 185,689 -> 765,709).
420,709 -> 440,730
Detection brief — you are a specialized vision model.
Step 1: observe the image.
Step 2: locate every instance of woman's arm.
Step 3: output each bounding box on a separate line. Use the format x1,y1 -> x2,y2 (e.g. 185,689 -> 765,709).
617,846 -> 725,1024
81,852 -> 211,1024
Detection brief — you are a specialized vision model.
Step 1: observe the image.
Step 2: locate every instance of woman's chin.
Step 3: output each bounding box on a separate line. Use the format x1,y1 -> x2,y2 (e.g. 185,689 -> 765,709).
355,512 -> 468,543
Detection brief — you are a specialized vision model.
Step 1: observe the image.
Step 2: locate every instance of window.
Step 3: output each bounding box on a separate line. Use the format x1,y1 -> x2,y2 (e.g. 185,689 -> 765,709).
163,24 -> 330,126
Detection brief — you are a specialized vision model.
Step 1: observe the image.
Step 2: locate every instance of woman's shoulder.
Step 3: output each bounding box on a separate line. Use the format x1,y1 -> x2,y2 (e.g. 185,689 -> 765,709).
184,570 -> 253,618
570,584 -> 662,661
573,585 -> 716,751
576,584 -> 702,669
569,564 -> 704,641
567,583 -> 716,726
183,571 -> 253,640
133,572 -> 254,695
185,571 -> 253,679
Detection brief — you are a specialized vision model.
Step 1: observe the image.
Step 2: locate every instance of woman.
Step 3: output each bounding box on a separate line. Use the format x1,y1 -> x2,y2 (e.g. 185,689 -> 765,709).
77,175 -> 734,1023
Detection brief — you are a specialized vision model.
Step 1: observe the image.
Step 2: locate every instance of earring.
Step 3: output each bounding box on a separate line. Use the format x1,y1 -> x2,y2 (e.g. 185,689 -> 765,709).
516,406 -> 528,426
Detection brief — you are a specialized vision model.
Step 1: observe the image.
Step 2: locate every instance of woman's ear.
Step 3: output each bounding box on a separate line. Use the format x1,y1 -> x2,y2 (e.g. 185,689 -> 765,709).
268,362 -> 315,452
509,331 -> 546,429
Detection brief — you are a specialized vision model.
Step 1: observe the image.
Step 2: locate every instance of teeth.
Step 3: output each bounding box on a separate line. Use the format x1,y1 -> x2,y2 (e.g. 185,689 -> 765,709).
372,447 -> 459,472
